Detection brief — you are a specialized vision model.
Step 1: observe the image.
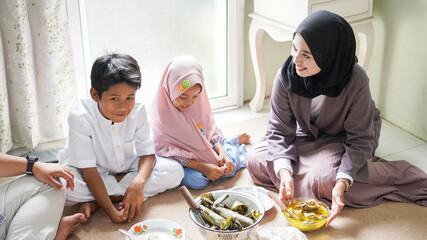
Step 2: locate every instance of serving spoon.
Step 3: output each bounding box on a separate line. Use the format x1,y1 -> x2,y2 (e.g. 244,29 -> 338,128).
118,228 -> 139,240
266,191 -> 302,220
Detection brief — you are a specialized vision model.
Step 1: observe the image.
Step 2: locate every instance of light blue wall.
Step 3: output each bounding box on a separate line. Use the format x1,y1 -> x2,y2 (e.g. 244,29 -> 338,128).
243,0 -> 427,141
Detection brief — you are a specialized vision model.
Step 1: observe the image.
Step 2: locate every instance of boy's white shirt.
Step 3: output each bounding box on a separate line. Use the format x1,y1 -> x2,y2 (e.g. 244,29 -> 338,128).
58,99 -> 155,174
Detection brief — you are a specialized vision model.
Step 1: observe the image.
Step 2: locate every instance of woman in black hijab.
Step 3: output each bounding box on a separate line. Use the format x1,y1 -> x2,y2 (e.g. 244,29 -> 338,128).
246,10 -> 427,226
283,10 -> 356,98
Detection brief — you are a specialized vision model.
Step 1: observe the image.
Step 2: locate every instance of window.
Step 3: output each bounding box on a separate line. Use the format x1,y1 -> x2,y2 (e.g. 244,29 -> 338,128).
67,0 -> 244,110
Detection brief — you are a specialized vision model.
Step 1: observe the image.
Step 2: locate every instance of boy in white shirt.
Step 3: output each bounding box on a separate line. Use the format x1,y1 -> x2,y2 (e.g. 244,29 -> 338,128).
58,53 -> 184,223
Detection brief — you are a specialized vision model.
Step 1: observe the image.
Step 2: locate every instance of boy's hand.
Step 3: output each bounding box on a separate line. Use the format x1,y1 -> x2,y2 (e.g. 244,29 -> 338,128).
120,180 -> 145,222
81,167 -> 128,223
109,208 -> 128,223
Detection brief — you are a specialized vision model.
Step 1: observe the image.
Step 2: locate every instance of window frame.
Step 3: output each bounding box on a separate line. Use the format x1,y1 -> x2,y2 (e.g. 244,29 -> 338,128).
66,0 -> 244,109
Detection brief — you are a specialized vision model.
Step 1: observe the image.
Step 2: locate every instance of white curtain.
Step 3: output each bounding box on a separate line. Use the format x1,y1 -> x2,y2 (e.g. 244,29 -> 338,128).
0,0 -> 77,153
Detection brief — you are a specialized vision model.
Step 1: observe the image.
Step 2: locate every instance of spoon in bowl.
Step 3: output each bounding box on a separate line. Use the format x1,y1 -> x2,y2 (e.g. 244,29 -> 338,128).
266,191 -> 302,220
118,228 -> 139,240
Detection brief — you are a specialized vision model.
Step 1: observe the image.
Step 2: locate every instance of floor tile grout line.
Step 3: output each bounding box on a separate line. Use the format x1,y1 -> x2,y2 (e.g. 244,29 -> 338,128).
381,142 -> 427,159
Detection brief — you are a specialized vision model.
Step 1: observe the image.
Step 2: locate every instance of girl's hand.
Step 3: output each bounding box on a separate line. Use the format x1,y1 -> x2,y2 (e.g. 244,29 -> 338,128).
278,169 -> 294,205
325,181 -> 346,227
202,163 -> 224,180
214,144 -> 235,175
217,153 -> 235,175
120,179 -> 145,222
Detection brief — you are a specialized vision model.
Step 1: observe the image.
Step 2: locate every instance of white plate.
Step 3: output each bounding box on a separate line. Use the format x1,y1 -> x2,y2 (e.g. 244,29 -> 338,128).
126,219 -> 185,240
230,185 -> 274,211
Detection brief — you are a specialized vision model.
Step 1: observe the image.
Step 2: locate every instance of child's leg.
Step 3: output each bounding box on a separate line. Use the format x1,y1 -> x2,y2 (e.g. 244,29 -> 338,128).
0,176 -> 65,240
181,167 -> 210,190
118,156 -> 184,198
64,167 -> 124,206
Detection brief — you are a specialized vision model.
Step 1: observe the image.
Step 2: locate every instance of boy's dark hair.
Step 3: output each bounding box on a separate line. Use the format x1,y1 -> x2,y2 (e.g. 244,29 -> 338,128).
90,53 -> 141,98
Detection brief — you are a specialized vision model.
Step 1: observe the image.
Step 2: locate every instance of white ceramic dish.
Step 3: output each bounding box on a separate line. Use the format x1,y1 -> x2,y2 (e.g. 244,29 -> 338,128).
189,189 -> 265,240
230,185 -> 274,211
126,219 -> 185,240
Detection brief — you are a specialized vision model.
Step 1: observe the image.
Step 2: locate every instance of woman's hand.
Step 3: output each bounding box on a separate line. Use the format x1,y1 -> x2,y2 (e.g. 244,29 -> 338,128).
325,181 -> 346,227
120,179 -> 145,222
278,169 -> 294,205
32,161 -> 74,191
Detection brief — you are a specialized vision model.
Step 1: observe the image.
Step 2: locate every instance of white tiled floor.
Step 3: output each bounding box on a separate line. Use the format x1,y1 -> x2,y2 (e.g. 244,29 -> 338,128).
213,102 -> 270,126
214,99 -> 427,173
376,120 -> 427,173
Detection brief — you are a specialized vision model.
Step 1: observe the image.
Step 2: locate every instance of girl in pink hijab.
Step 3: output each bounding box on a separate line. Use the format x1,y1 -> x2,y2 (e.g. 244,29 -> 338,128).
150,55 -> 250,189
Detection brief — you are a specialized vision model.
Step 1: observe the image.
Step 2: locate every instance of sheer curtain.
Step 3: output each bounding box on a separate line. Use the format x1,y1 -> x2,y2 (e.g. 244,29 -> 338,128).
0,0 -> 77,153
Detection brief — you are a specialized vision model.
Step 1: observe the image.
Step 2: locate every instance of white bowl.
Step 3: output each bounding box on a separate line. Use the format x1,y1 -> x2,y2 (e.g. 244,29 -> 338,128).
189,189 -> 265,240
126,219 -> 185,239
230,185 -> 274,211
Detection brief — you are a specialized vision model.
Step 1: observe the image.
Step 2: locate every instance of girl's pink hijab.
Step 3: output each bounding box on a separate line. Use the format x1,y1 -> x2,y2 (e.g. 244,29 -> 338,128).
150,55 -> 222,165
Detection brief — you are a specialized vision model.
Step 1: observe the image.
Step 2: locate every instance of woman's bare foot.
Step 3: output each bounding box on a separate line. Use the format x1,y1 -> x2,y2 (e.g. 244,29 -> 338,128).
238,133 -> 251,145
78,201 -> 99,220
54,213 -> 86,240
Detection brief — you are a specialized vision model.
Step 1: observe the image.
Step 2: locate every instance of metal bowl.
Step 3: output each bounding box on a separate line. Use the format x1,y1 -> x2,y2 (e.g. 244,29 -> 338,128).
189,189 -> 265,240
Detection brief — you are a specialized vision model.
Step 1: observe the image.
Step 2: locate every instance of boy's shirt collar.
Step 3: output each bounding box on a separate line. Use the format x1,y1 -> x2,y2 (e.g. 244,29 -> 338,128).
93,102 -> 122,127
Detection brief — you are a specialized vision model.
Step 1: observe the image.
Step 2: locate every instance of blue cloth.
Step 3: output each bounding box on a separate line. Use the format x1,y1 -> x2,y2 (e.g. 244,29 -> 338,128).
180,136 -> 247,189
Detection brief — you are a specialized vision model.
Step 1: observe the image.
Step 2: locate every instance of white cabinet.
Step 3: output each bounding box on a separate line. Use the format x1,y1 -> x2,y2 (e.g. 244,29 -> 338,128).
249,0 -> 374,111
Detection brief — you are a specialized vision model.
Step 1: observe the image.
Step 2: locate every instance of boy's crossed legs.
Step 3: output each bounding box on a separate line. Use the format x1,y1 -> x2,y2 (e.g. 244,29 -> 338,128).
65,156 -> 184,222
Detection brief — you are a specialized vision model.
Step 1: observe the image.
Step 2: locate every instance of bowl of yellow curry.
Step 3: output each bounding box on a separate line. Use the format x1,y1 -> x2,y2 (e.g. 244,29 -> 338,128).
283,198 -> 330,232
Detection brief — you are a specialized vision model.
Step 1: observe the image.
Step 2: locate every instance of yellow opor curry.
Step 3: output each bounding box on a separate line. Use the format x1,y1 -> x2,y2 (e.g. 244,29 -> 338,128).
283,199 -> 330,232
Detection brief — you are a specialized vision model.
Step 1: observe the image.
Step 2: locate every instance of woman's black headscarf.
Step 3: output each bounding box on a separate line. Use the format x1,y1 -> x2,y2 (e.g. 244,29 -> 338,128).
281,10 -> 357,98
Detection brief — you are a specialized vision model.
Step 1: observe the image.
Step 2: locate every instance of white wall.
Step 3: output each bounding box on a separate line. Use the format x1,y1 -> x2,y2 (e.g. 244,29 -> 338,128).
243,0 -> 427,141
368,0 -> 427,141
